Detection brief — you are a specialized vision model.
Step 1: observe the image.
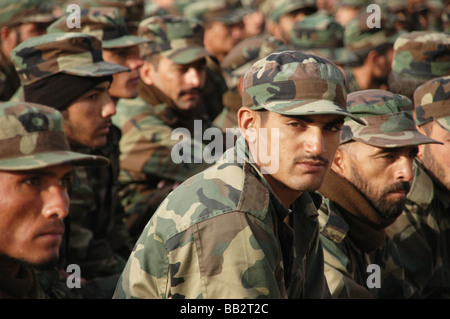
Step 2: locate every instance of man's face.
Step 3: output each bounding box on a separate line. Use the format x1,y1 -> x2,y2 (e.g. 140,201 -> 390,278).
0,164 -> 72,268
278,10 -> 308,42
144,56 -> 207,111
204,20 -> 244,61
418,122 -> 450,191
102,45 -> 143,100
62,81 -> 116,149
338,142 -> 418,221
245,111 -> 344,206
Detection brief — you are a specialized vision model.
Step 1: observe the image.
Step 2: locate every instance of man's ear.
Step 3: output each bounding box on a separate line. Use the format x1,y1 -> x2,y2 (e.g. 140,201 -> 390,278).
139,60 -> 154,86
331,147 -> 346,175
237,106 -> 258,143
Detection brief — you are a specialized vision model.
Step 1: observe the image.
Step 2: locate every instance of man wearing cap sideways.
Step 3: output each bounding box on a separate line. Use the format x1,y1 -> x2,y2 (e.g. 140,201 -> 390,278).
10,32 -> 133,298
387,76 -> 450,298
113,50 -> 365,299
317,89 -> 440,298
0,101 -> 108,299
112,15 -> 225,243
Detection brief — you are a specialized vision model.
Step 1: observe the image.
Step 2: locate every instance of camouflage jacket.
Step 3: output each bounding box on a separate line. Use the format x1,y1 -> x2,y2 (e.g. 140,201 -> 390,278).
386,160 -> 450,298
64,125 -> 132,286
318,170 -> 419,299
112,81 -> 220,239
0,47 -> 20,102
113,137 -> 331,299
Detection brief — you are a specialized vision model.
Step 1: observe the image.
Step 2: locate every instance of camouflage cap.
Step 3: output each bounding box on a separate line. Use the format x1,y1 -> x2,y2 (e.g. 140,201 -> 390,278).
74,0 -> 145,29
0,101 -> 108,171
341,89 -> 441,147
138,15 -> 212,65
344,12 -> 399,59
391,31 -> 450,80
414,75 -> 450,131
183,0 -> 250,25
266,0 -> 317,22
221,35 -> 288,89
10,32 -> 130,86
289,15 -> 359,66
46,7 -> 148,49
242,50 -> 365,124
0,0 -> 58,28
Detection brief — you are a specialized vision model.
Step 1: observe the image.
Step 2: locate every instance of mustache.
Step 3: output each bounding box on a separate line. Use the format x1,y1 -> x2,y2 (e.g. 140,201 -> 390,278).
179,88 -> 202,96
381,181 -> 411,196
294,155 -> 329,166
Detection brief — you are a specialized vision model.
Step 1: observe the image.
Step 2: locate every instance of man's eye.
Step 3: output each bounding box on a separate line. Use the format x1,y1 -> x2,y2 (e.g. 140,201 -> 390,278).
24,177 -> 41,187
325,125 -> 343,132
288,121 -> 307,128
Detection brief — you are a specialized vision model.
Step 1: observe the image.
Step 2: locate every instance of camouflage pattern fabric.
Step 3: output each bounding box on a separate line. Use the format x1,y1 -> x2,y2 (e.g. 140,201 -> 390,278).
263,0 -> 317,22
112,83 -> 217,241
341,89 -> 440,147
414,75 -> 450,129
113,137 -> 331,299
242,50 -> 365,125
214,35 -> 287,130
386,160 -> 450,298
0,101 -> 108,170
10,32 -> 129,86
0,0 -> 57,28
342,66 -> 362,93
183,0 -> 250,25
391,31 -> 450,80
138,15 -> 212,65
318,170 -> 419,298
47,7 -> 148,49
289,15 -> 359,66
344,12 -> 399,61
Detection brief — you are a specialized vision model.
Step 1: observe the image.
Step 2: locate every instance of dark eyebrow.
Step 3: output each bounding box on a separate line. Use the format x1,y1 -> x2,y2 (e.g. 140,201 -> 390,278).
289,115 -> 345,125
12,168 -> 74,178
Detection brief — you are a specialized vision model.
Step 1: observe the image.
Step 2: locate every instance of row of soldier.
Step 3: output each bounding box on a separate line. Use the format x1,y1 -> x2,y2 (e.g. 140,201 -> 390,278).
0,0 -> 449,299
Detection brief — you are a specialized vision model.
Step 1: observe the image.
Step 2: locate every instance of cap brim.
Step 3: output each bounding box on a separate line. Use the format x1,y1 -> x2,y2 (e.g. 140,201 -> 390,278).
437,116 -> 450,131
165,47 -> 212,65
102,35 -> 150,49
63,61 -> 130,77
253,99 -> 366,125
0,151 -> 109,171
352,132 -> 443,148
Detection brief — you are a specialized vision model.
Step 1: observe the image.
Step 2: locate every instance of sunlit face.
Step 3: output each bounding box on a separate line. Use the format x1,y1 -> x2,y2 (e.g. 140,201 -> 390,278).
240,109 -> 344,206
337,142 -> 418,223
143,56 -> 207,111
204,20 -> 244,61
418,122 -> 450,191
102,45 -> 143,100
0,164 -> 72,268
62,81 -> 116,149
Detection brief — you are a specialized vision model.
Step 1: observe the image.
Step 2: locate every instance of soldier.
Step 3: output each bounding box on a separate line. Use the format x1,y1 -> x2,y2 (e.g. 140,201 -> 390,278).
112,15 -> 224,242
334,0 -> 368,26
215,35 -> 287,131
0,101 -> 107,299
343,12 -> 400,92
387,76 -> 450,298
10,32 -> 133,298
113,50 -> 365,299
46,6 -> 147,104
388,31 -> 450,100
288,15 -> 359,70
260,0 -> 318,44
0,0 -> 57,101
317,89 -> 440,298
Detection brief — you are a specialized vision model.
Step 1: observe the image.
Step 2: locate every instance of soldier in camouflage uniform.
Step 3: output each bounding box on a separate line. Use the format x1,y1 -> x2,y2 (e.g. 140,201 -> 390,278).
0,101 -> 107,299
387,76 -> 450,298
113,50 -> 365,299
317,89 -> 440,298
214,35 -> 287,130
112,15 -> 223,242
260,0 -> 318,44
343,12 -> 400,92
0,0 -> 57,102
46,6 -> 147,105
10,32 -> 133,298
388,31 -> 450,100
288,15 -> 359,69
